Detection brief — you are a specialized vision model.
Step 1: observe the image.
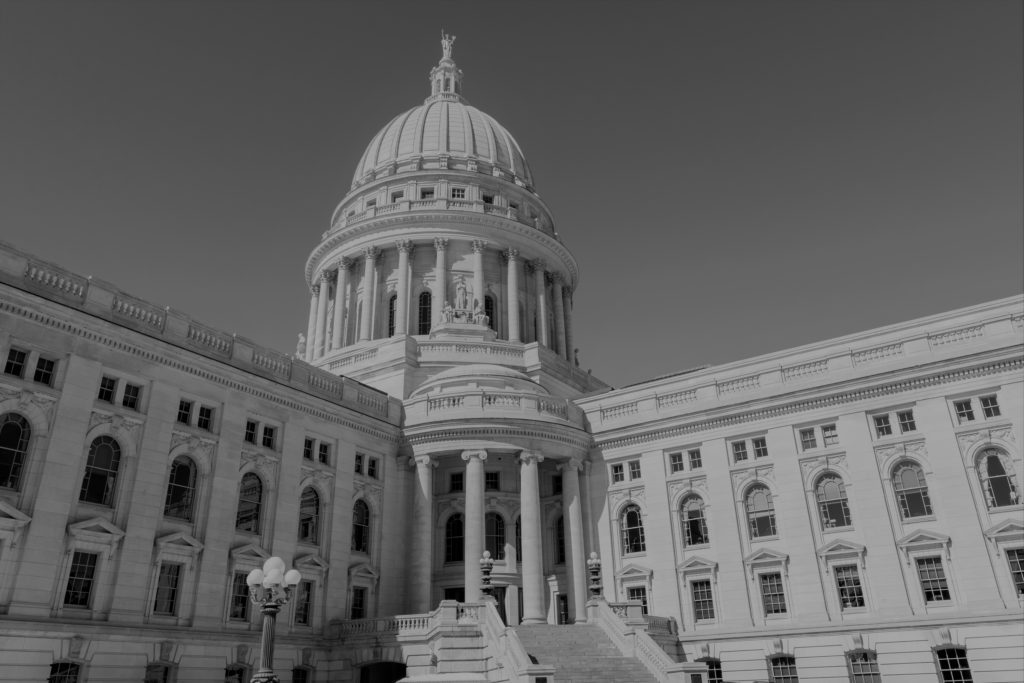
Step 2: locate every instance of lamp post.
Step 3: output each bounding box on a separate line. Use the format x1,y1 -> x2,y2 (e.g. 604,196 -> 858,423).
479,550 -> 494,598
586,552 -> 602,599
245,557 -> 301,683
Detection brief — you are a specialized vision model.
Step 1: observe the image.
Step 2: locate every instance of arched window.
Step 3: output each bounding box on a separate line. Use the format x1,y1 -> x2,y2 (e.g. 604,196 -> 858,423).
445,513 -> 464,563
163,456 -> 197,520
978,448 -> 1019,508
418,291 -> 432,335
299,487 -> 320,544
815,473 -> 852,528
680,495 -> 709,546
235,473 -> 263,533
48,662 -> 80,683
351,499 -> 370,553
0,413 -> 30,490
80,436 -> 121,506
846,650 -> 881,682
484,295 -> 496,331
696,658 -> 723,683
745,485 -> 777,538
768,655 -> 799,682
555,516 -> 566,563
387,294 -> 397,337
892,461 -> 933,519
620,504 -> 646,554
935,647 -> 973,683
515,516 -> 522,560
485,512 -> 505,560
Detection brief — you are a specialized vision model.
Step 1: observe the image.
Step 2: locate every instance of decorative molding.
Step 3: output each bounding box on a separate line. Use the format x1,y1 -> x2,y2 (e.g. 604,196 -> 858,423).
608,486 -> 646,513
798,452 -> 848,481
667,476 -> 709,503
852,343 -> 904,366
874,439 -> 928,467
929,324 -> 984,347
781,359 -> 828,382
169,430 -> 217,458
955,425 -> 1016,453
718,374 -> 760,396
0,385 -> 58,425
88,410 -> 144,443
731,466 -> 775,493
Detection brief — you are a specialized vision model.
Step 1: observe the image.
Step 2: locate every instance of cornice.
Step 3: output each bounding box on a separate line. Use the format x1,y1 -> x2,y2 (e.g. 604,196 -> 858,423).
402,419 -> 593,451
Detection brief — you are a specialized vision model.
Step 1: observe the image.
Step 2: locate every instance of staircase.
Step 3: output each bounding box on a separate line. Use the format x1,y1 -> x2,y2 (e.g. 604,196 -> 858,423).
514,624 -> 660,683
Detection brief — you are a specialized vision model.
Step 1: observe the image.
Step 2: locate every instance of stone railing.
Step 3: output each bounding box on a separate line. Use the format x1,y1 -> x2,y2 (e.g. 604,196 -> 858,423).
407,388 -> 581,426
476,599 -> 555,683
112,294 -> 166,331
331,197 -> 538,233
418,339 -> 526,362
333,616 -> 400,636
23,261 -> 87,301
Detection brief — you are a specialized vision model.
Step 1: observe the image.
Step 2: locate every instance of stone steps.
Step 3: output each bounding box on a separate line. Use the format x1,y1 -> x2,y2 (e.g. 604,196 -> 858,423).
513,624 -> 659,683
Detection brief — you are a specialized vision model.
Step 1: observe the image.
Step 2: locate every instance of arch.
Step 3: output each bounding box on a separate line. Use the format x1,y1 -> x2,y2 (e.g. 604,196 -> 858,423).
351,499 -> 370,553
679,495 -> 709,547
891,460 -> 933,519
235,472 -> 264,533
387,294 -> 397,337
815,472 -> 852,528
744,484 -> 776,539
299,487 -> 320,544
80,435 -> 122,506
0,412 -> 31,491
976,447 -> 1019,508
417,291 -> 432,334
163,455 -> 197,521
619,503 -> 646,554
445,513 -> 464,563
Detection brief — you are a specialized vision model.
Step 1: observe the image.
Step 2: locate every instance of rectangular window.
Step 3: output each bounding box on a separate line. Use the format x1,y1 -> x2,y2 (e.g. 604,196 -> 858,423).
822,424 -> 839,446
292,669 -> 310,683
897,410 -> 916,433
873,414 -> 892,437
3,348 -> 27,378
759,572 -> 787,615
450,472 -> 464,492
482,194 -> 494,204
935,648 -> 973,683
1007,548 -> 1024,596
834,564 -> 865,609
153,563 -> 182,615
367,457 -> 378,479
628,460 -> 641,480
916,557 -> 951,603
626,586 -> 648,615
351,586 -> 367,619
485,471 -> 501,491
177,400 -> 193,425
611,463 -> 624,483
753,437 -> 769,458
365,198 -> 376,208
450,187 -> 466,199
33,357 -> 56,386
122,383 -> 142,410
691,579 -> 715,621
229,572 -> 250,620
732,442 -> 748,462
769,656 -> 799,683
799,428 -> 817,451
354,453 -> 364,475
63,551 -> 98,607
244,420 -> 258,444
318,443 -> 330,465
98,375 -> 117,403
420,188 -> 435,200
390,191 -> 404,202
197,405 -> 214,431
688,449 -> 703,470
261,426 -> 276,449
303,438 -> 314,460
954,399 -> 975,423
669,452 -> 684,473
981,395 -> 1001,418
552,474 -> 563,495
294,580 -> 313,625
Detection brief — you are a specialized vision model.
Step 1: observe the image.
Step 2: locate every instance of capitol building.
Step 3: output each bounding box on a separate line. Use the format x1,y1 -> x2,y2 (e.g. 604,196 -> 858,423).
0,37 -> 1022,683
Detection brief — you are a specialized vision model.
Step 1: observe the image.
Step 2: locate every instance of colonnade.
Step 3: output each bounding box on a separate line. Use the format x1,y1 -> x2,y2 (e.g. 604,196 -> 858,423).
410,451 -> 588,623
304,240 -> 574,362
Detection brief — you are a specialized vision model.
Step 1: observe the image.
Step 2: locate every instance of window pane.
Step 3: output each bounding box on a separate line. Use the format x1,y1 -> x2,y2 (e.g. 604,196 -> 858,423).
294,580 -> 313,625
692,579 -> 715,620
299,488 -> 320,543
153,563 -> 182,615
352,500 -> 370,553
1007,548 -> 1024,596
873,414 -> 892,437
916,557 -> 951,602
229,572 -> 250,620
936,648 -> 973,683
80,436 -> 121,506
486,512 -> 506,560
0,413 -> 31,490
620,505 -> 646,553
688,449 -> 702,469
897,410 -> 916,432
235,473 -> 263,532
63,551 -> 98,607
847,651 -> 881,683
48,662 -> 81,683
164,456 -> 196,520
834,565 -> 865,609
893,462 -> 932,518
769,655 -> 799,683
759,572 -> 787,615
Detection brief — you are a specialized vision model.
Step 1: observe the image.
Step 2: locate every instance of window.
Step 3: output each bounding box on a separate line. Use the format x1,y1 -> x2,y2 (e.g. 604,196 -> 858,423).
97,375 -> 117,402
892,461 -> 933,518
834,565 -> 865,609
63,551 -> 98,607
1006,548 -> 1024,596
350,586 -> 367,619
815,473 -> 852,528
225,665 -> 248,683
228,571 -> 250,620
978,448 -> 1019,508
177,400 -> 193,424
164,456 -> 197,521
846,651 -> 881,682
298,488 -> 320,544
244,420 -> 258,444
387,294 -> 397,337
48,663 -> 81,683
515,516 -> 521,559
759,572 -> 787,614
303,438 -> 314,460
669,452 -> 684,473
354,453 -> 364,475
798,424 -> 837,451
122,382 -> 141,410
626,586 -> 648,615
484,295 -> 495,330
261,425 -> 275,449
420,187 -> 435,200
691,579 -> 715,620
873,414 -> 892,437
318,442 -> 330,465
799,429 -> 817,451
935,647 -> 973,683
732,441 -> 748,462
482,193 -> 494,204
144,664 -> 172,683
822,424 -> 839,446
367,457 -> 378,479
485,471 -> 500,491
980,395 -> 1001,418
753,437 -> 769,458
486,512 -> 506,560
445,513 -> 464,562
620,504 -> 646,554
292,669 -> 310,683
3,348 -> 27,377
450,187 -> 466,199
33,357 -> 56,386
153,562 -> 182,615
680,496 -> 709,546
418,291 -> 432,334
294,580 -> 313,625
79,436 -> 121,506
768,655 -> 799,682
197,405 -> 214,431
746,485 -> 777,538
351,499 -> 370,553
611,463 -> 624,483
552,474 -> 563,495
365,198 -> 376,208
897,410 -> 916,432
916,557 -> 951,603
391,190 -> 404,202
688,449 -> 702,469
235,473 -> 263,533
555,516 -> 565,563
697,659 -> 723,683
450,472 -> 464,492
0,413 -> 30,490
953,399 -> 975,423
628,460 -> 641,480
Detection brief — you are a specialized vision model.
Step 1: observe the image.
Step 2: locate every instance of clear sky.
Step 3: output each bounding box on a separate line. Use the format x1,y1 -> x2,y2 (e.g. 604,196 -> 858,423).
1,0 -> 1021,388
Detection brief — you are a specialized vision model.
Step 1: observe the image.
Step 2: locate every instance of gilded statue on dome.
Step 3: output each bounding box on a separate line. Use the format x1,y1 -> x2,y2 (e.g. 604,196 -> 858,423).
441,31 -> 455,59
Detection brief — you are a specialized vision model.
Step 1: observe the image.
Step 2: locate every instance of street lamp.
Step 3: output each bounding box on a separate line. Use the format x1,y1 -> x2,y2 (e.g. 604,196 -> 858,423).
479,550 -> 494,597
586,552 -> 602,599
245,557 -> 301,683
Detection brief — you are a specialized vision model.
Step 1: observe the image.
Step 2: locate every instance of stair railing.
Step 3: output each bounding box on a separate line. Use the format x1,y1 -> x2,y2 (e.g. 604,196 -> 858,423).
475,598 -> 556,683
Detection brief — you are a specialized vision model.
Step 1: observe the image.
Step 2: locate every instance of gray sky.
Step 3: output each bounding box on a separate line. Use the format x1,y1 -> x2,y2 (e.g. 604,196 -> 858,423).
1,0 -> 1021,388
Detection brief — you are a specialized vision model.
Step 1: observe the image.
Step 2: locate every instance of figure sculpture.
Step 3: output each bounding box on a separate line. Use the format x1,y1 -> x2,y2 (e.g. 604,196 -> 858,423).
295,333 -> 306,357
441,302 -> 454,323
454,276 -> 469,311
441,31 -> 455,59
472,302 -> 489,327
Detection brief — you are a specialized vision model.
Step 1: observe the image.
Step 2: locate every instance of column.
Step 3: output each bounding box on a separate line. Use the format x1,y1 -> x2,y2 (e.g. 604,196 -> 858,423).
395,241 -> 412,336
563,286 -> 575,365
331,259 -> 349,351
472,240 -> 486,311
532,260 -> 549,347
358,247 -> 377,342
505,248 -> 521,342
304,287 -> 318,362
463,450 -> 487,602
519,450 -> 545,623
560,459 -> 587,622
552,273 -> 567,359
410,455 -> 436,612
312,270 -> 332,358
432,238 -> 448,328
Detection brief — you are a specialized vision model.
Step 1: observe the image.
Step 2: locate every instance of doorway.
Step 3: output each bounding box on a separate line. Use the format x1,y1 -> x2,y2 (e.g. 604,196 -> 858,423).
359,662 -> 407,683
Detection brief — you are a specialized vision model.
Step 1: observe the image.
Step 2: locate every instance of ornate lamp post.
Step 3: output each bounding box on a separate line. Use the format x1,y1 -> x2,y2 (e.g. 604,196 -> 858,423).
245,557 -> 301,683
479,550 -> 495,597
586,552 -> 602,599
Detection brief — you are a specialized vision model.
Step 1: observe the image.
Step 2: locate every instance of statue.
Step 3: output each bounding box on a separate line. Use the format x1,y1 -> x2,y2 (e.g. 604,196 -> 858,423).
472,302 -> 489,327
296,333 -> 306,357
454,275 -> 469,311
441,31 -> 455,59
441,302 -> 454,323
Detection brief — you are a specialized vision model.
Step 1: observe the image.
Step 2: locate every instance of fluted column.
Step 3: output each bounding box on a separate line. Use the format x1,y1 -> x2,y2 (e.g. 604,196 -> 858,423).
560,459 -> 587,622
463,450 -> 487,602
331,259 -> 350,351
505,248 -> 521,342
395,241 -> 412,336
519,450 -> 545,623
359,247 -> 377,342
313,271 -> 332,358
552,273 -> 567,359
410,455 -> 436,612
305,287 -> 318,362
532,260 -> 549,347
563,286 -> 575,365
472,240 -> 486,312
432,238 -> 448,328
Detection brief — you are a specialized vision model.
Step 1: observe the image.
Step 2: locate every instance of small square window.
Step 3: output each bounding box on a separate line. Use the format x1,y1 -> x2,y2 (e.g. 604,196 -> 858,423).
450,187 -> 466,199
197,405 -> 214,431
3,348 -> 27,378
552,475 -> 563,494
980,395 -> 1001,418
688,449 -> 703,470
354,453 -> 364,475
626,586 -> 648,615
244,420 -> 258,444
1006,548 -> 1024,597
367,457 -> 378,479
122,383 -> 142,410
628,460 -> 641,480
482,194 -> 494,205
450,472 -> 464,492
752,438 -> 769,458
822,424 -> 839,446
954,399 -> 975,423
485,471 -> 500,491
177,400 -> 193,425
391,191 -> 404,203
261,426 -> 276,449
669,452 -> 684,473
732,442 -> 749,463
98,376 -> 117,403
611,463 -> 624,483
33,357 -> 56,386
897,410 -> 916,433
318,443 -> 330,465
799,429 -> 817,451
303,438 -> 315,460
873,414 -> 892,437
420,188 -> 435,200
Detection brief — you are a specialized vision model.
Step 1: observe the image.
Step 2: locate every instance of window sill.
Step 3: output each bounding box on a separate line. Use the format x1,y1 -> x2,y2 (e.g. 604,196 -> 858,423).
986,503 -> 1024,514
622,551 -> 647,559
899,515 -> 937,524
750,535 -> 779,543
683,543 -> 711,551
821,525 -> 853,535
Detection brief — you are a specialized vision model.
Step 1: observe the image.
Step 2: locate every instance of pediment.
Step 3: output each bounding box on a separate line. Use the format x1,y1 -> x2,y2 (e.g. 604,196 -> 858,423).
67,517 -> 125,541
230,543 -> 270,562
896,529 -> 950,550
296,553 -> 330,572
155,531 -> 204,553
744,548 -> 789,566
816,539 -> 866,559
349,562 -> 379,580
984,519 -> 1024,544
676,556 -> 718,574
615,563 -> 652,580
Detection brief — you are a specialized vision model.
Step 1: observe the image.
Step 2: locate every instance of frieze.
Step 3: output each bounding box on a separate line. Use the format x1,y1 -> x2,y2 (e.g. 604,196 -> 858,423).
169,430 -> 217,458
0,385 -> 58,424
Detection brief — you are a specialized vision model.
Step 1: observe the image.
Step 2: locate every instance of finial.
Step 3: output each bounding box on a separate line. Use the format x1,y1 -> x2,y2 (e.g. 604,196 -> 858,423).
441,30 -> 456,60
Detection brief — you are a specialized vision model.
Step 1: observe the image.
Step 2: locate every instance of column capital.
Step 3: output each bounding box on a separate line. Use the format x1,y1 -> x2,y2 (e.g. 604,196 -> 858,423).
310,284 -> 320,296
319,270 -> 335,283
461,449 -> 488,463
518,450 -> 544,466
396,239 -> 414,254
363,246 -> 379,260
434,237 -> 449,251
471,239 -> 487,254
413,454 -> 438,468
337,257 -> 351,271
530,258 -> 547,273
557,457 -> 584,473
504,247 -> 519,262
551,272 -> 564,285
